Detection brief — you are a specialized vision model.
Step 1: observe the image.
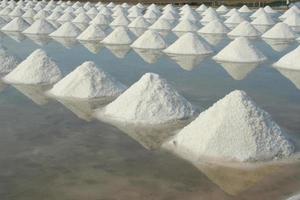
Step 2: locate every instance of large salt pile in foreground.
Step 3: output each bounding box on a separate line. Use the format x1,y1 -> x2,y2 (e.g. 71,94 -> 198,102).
3,49 -> 61,84
96,73 -> 196,124
49,22 -> 81,37
77,24 -> 106,41
164,32 -> 213,55
213,37 -> 266,63
131,30 -> 166,49
23,19 -> 55,34
2,17 -> 29,32
48,61 -> 126,99
228,21 -> 260,37
262,22 -> 297,40
273,46 -> 300,70
0,45 -> 19,74
164,90 -> 294,162
102,26 -> 134,45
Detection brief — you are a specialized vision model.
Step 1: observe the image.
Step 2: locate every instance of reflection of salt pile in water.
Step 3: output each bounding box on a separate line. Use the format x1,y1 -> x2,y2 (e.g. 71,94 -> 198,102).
262,22 -> 297,40
22,19 -> 55,35
273,46 -> 300,70
77,24 -> 106,41
168,54 -> 207,71
3,49 -> 62,84
96,73 -> 196,124
219,62 -> 258,80
277,68 -> 300,90
50,22 -> 81,37
0,45 -> 19,75
228,21 -> 260,37
172,19 -> 199,32
164,32 -> 213,55
48,61 -> 126,99
1,17 -> 29,32
213,37 -> 266,63
198,19 -> 229,34
164,90 -> 294,162
131,30 -> 166,49
102,26 -> 134,45
134,49 -> 162,64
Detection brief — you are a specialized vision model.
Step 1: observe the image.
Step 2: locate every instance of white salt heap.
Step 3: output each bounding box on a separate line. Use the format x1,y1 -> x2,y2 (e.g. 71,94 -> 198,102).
48,61 -> 126,99
283,13 -> 300,27
239,5 -> 252,13
97,73 -> 195,124
251,12 -> 275,26
164,32 -> 213,55
165,90 -> 294,162
228,21 -> 260,37
77,24 -> 106,41
273,46 -> 300,70
216,5 -> 228,13
0,46 -> 19,74
90,13 -> 111,25
23,19 -> 55,34
50,22 -> 81,37
47,11 -> 62,21
131,30 -> 166,49
102,26 -> 134,45
149,18 -> 173,30
128,16 -> 150,28
110,14 -> 130,27
2,17 -> 29,32
22,8 -> 36,18
57,12 -> 75,23
198,19 -> 229,34
172,19 -> 199,32
224,13 -> 246,25
3,49 -> 62,84
213,37 -> 266,63
72,12 -> 91,24
262,22 -> 297,40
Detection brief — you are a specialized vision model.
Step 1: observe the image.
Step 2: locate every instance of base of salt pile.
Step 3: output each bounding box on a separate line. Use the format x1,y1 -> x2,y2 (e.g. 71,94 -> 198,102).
163,90 -> 294,162
95,72 -> 196,125
273,46 -> 300,70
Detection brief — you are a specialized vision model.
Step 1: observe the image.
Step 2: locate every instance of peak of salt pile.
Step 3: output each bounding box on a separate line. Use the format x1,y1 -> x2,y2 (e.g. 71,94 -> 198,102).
160,11 -> 177,21
77,24 -> 106,41
102,26 -> 134,45
172,19 -> 199,32
128,8 -> 142,19
224,12 -> 246,25
48,61 -> 126,99
262,22 -> 296,40
3,49 -> 61,84
33,10 -> 49,20
228,21 -> 260,37
273,46 -> 300,70
22,8 -> 36,18
131,30 -> 166,49
198,19 -> 229,34
196,4 -> 207,12
164,32 -> 213,55
86,7 -> 98,18
216,5 -> 228,13
23,19 -> 55,34
238,5 -> 252,13
47,11 -> 62,21
143,9 -> 159,21
9,7 -> 24,17
165,90 -> 294,162
201,7 -> 218,17
213,37 -> 266,63
283,13 -> 300,27
98,73 -> 196,124
251,12 -> 275,26
57,12 -> 75,22
90,13 -> 110,25
279,7 -> 299,20
72,12 -> 91,24
1,17 -> 29,31
0,46 -> 19,74
50,22 -> 81,37
128,16 -> 150,28
224,8 -> 239,18
149,17 -> 173,30
200,10 -> 220,23
0,7 -> 12,16
110,14 -> 130,27
250,7 -> 266,18
180,11 -> 199,22
264,5 -> 278,14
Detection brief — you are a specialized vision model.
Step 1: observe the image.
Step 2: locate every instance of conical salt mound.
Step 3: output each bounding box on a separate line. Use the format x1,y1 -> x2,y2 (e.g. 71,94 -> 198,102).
164,32 -> 213,55
149,18 -> 173,30
239,5 -> 252,13
213,37 -> 266,63
23,19 -> 55,34
110,14 -> 130,27
3,49 -> 62,84
48,61 -> 126,99
172,19 -> 199,32
102,26 -> 134,45
72,12 -> 91,24
262,22 -> 297,40
0,46 -> 19,74
216,5 -> 228,13
57,12 -> 75,23
198,19 -> 229,34
228,21 -> 260,37
1,17 -> 29,32
283,13 -> 300,27
97,73 -> 196,124
128,16 -> 150,28
224,13 -> 246,25
90,13 -> 110,25
131,30 -> 166,49
77,24 -> 106,41
251,12 -> 275,26
165,90 -> 294,162
273,46 -> 300,70
50,22 -> 81,37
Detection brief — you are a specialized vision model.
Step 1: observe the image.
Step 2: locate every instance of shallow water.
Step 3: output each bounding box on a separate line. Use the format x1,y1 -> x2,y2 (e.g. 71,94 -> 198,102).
0,32 -> 300,200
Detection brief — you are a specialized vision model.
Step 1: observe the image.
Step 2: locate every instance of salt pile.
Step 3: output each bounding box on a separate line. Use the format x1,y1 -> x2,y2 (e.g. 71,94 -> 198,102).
200,10 -> 220,24
164,90 -> 294,162
102,26 -> 134,45
57,12 -> 75,23
49,22 -> 81,38
3,49 -> 62,84
225,13 -> 246,25
273,46 -> 300,70
149,18 -> 173,30
250,8 -> 266,19
228,21 -> 260,37
90,13 -> 110,25
96,73 -> 195,124
262,22 -> 297,40
77,24 -> 106,41
9,7 -> 24,17
48,61 -> 126,99
0,46 -> 19,74
1,17 -> 29,32
198,19 -> 229,34
110,14 -> 130,27
164,32 -> 213,55
238,5 -> 252,13
131,30 -> 166,49
251,12 -> 275,26
172,19 -> 199,32
264,5 -> 278,15
283,13 -> 300,27
0,17 -> 7,28
47,11 -> 62,21
22,8 -> 37,18
180,11 -> 199,22
224,8 -> 239,18
128,16 -> 150,28
216,5 -> 228,13
72,12 -> 91,24
213,37 -> 266,63
196,4 -> 207,13
33,10 -> 49,20
23,19 -> 55,35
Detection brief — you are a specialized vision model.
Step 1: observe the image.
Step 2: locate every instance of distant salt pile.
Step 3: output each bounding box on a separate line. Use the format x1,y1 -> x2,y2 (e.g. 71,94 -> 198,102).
97,73 -> 195,124
47,11 -> 62,21
165,90 -> 294,162
264,5 -> 278,15
1,17 -> 29,32
86,7 -> 98,18
213,37 -> 266,63
128,16 -> 150,28
262,22 -> 297,40
102,26 -> 134,45
200,10 -> 220,24
90,13 -> 111,25
172,19 -> 199,32
224,8 -> 239,18
149,18 -> 173,30
283,13 -> 300,27
273,46 -> 300,70
160,11 -> 177,21
33,10 -> 49,20
198,19 -> 229,34
143,9 -> 159,22
9,7 -> 24,17
250,8 -> 266,19
251,12 -> 275,26
23,19 -> 55,35
196,4 -> 207,13
72,12 -> 91,24
279,7 -> 299,20
180,11 -> 199,22
164,32 -> 213,55
110,14 -> 130,27
0,46 -> 19,74
57,12 -> 75,23
228,21 -> 260,37
225,13 -> 246,26
22,8 -> 37,18
77,24 -> 106,41
50,22 -> 81,37
216,5 -> 228,14
131,30 -> 166,49
238,5 -> 252,13
48,61 -> 126,99
3,49 -> 61,84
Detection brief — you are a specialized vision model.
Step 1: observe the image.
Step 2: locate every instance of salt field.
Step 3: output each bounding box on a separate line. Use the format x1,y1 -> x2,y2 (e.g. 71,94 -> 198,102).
0,0 -> 300,199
